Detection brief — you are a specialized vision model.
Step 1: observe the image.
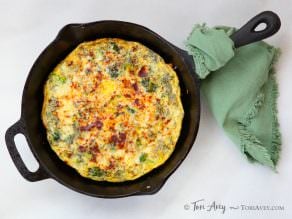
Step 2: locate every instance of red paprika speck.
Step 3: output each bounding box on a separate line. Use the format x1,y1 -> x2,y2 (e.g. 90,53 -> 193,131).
90,145 -> 100,154
138,66 -> 148,77
90,154 -> 96,162
132,45 -> 138,51
108,160 -> 115,170
117,104 -> 123,110
67,61 -> 73,66
118,134 -> 126,148
85,68 -> 92,74
96,72 -> 103,81
78,145 -> 86,152
109,132 -> 127,148
90,51 -> 95,57
132,82 -> 139,91
122,79 -> 131,88
118,143 -> 125,149
118,132 -> 127,143
110,135 -> 119,145
134,98 -> 140,106
71,82 -> 78,89
80,119 -> 103,131
95,120 -> 103,130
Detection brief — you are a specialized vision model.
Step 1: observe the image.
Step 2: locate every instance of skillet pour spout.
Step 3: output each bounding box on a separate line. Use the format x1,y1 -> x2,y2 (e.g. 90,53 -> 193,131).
5,11 -> 280,198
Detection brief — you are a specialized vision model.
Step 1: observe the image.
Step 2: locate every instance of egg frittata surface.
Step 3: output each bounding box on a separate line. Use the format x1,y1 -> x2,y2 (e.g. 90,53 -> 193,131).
42,38 -> 184,182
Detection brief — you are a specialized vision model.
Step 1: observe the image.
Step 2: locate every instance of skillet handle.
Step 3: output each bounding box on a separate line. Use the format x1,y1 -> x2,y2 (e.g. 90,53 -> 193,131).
5,120 -> 49,182
230,11 -> 281,48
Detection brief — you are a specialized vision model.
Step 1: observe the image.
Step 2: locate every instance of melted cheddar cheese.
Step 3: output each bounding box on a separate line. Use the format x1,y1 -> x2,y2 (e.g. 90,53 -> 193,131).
42,38 -> 184,182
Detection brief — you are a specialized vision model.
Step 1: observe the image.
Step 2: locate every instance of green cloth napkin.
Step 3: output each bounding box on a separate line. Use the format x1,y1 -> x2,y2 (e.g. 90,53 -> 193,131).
186,24 -> 281,169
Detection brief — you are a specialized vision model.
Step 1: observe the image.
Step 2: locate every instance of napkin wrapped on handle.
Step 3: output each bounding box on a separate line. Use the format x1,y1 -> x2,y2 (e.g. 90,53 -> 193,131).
186,24 -> 281,169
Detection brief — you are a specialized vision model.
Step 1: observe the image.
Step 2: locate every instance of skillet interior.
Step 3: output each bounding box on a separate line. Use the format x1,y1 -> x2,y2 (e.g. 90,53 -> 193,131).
21,21 -> 200,197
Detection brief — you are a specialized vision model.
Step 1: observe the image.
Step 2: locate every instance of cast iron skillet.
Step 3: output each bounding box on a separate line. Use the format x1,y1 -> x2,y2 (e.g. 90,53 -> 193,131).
5,11 -> 280,198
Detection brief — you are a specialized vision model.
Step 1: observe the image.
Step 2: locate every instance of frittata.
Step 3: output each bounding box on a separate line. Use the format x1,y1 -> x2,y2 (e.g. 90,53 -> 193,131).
42,38 -> 184,182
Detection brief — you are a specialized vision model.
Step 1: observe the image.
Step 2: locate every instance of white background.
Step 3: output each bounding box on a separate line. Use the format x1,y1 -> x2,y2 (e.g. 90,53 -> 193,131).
0,0 -> 291,219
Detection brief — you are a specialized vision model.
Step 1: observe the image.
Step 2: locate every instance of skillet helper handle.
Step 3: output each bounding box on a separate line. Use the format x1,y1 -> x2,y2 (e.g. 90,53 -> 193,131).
5,120 -> 49,182
230,11 -> 281,48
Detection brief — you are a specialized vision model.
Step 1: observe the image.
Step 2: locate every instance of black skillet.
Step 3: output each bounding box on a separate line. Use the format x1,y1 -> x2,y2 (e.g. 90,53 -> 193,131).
5,11 -> 281,198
